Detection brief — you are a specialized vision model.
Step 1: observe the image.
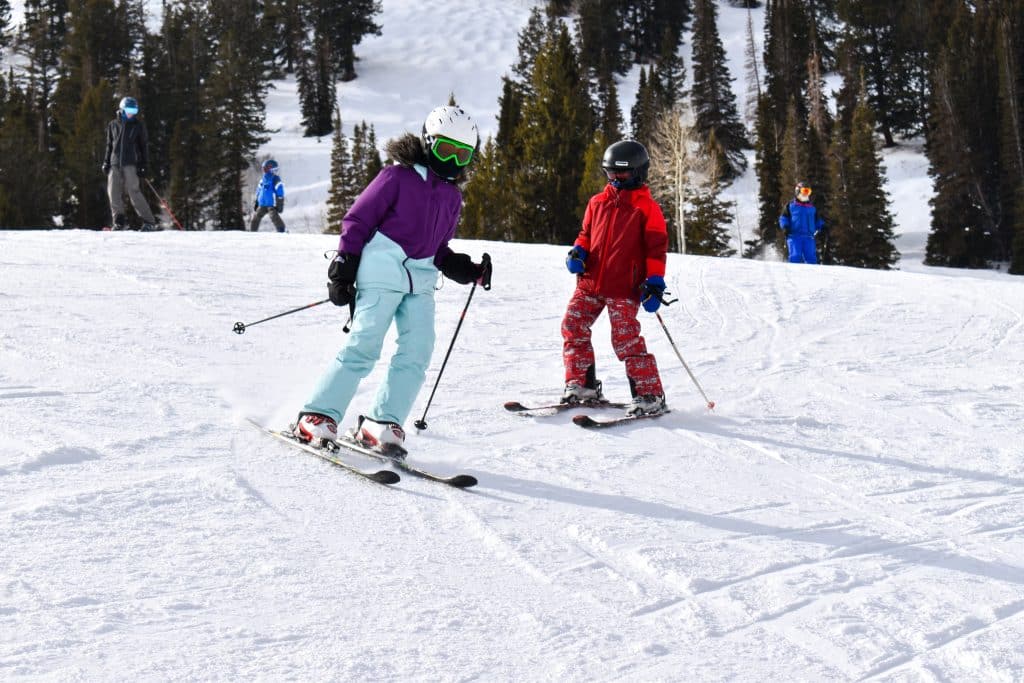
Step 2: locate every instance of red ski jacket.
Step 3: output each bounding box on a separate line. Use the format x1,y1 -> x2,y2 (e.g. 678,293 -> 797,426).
573,183 -> 668,300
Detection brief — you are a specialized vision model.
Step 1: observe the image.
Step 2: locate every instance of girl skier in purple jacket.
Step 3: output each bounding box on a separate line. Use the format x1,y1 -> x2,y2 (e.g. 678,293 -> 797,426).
293,106 -> 491,452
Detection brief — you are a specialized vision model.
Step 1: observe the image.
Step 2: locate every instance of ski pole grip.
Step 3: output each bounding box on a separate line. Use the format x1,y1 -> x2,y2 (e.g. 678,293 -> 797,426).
478,252 -> 492,291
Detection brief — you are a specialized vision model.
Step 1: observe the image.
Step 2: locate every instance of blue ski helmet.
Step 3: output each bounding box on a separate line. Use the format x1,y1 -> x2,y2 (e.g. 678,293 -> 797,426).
262,159 -> 279,174
119,96 -> 139,116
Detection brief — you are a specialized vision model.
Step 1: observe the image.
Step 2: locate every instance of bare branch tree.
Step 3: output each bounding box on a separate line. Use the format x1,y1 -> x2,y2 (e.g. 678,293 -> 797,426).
647,104 -> 715,254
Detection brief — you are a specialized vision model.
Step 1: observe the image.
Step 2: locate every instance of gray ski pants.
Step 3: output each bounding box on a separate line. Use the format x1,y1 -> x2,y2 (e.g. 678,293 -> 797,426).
250,206 -> 286,232
108,165 -> 156,224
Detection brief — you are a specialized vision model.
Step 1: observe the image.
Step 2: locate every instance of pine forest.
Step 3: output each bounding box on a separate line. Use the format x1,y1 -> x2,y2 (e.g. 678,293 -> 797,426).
0,0 -> 1022,274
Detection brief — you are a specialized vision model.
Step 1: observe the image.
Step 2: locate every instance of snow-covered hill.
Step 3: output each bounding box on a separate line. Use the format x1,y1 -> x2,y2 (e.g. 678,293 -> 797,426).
2,230 -> 1023,680
3,2 -> 1024,680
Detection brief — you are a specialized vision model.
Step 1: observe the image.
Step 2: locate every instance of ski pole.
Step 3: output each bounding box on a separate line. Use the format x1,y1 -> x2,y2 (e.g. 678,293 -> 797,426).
144,178 -> 185,231
233,299 -> 330,334
414,253 -> 491,431
654,311 -> 716,410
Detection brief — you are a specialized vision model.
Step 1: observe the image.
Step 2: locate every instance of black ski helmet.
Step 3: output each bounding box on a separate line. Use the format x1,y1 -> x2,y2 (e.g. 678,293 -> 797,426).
602,139 -> 650,189
262,159 -> 279,174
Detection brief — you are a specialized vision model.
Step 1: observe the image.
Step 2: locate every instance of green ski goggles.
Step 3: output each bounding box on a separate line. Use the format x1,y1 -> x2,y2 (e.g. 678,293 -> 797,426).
431,137 -> 475,167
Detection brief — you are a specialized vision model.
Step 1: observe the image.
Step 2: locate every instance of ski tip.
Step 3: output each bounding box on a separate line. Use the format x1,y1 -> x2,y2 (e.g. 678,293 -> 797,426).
371,470 -> 402,485
572,414 -> 599,428
447,474 -> 478,488
503,401 -> 528,412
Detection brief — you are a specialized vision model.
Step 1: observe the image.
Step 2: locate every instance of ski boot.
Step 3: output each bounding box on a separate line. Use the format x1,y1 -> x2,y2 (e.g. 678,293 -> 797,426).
293,413 -> 338,448
560,379 -> 605,405
351,416 -> 406,460
626,394 -> 667,416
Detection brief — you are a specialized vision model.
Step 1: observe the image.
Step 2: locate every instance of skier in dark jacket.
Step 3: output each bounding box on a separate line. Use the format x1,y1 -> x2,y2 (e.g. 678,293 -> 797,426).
102,96 -> 158,231
779,181 -> 824,263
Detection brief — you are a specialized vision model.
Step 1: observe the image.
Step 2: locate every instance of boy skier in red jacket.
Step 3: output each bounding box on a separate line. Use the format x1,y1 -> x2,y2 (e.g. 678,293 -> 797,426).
562,139 -> 669,416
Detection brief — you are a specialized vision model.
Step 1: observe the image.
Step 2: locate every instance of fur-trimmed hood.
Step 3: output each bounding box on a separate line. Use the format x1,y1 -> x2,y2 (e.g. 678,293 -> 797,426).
386,133 -> 428,168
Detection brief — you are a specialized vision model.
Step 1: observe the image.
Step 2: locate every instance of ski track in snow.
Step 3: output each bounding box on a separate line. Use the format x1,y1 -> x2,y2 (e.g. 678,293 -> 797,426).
5,231 -> 1022,680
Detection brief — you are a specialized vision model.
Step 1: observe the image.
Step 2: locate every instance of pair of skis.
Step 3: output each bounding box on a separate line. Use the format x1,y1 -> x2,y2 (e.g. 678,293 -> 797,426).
503,399 -> 669,428
249,419 -> 477,488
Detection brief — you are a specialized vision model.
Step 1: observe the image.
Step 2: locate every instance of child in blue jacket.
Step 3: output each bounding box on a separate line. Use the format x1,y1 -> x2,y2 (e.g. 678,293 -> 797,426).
250,159 -> 286,232
779,181 -> 824,263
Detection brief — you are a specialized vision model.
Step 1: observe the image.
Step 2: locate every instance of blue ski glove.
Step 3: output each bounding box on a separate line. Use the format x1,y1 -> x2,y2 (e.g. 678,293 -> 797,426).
566,245 -> 588,274
639,275 -> 666,313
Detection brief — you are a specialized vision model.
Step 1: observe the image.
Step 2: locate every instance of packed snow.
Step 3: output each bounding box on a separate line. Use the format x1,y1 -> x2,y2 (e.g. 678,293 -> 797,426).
3,1 -> 1024,681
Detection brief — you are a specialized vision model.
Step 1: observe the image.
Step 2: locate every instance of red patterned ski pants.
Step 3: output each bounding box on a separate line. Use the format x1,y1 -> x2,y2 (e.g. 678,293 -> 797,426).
561,290 -> 664,397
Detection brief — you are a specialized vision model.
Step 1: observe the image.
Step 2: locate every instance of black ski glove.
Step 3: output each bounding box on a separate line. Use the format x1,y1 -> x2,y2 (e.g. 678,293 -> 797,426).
327,253 -> 360,306
440,251 -> 492,288
136,166 -> 146,178
275,197 -> 284,214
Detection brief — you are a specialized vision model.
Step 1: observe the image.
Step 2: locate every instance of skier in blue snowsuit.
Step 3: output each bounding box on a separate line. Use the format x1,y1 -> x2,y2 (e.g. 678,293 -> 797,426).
292,106 -> 491,452
779,181 -> 825,264
250,159 -> 286,232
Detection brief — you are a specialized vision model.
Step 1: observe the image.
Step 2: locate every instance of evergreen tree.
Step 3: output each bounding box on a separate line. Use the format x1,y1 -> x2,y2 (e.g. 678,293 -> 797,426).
576,0 -> 628,77
52,0 -> 130,227
264,0 -> 303,73
594,68 -> 623,144
59,80 -> 111,228
688,171 -> 737,257
836,0 -> 916,145
754,0 -> 811,255
296,31 -> 335,137
996,0 -> 1024,273
655,27 -> 686,108
331,0 -> 382,82
546,0 -> 573,16
351,121 -> 383,187
199,1 -> 270,229
924,2 -> 1000,268
830,79 -> 897,269
461,137 -> 512,240
510,6 -> 549,91
690,0 -> 749,181
0,77 -> 57,227
578,133 -> 609,210
325,106 -> 357,234
17,0 -> 69,154
0,0 -> 13,57
620,0 -> 690,66
749,92 -> 782,258
512,23 -> 593,244
153,0 -> 213,229
630,66 -> 662,146
778,98 -> 807,201
805,45 -> 834,263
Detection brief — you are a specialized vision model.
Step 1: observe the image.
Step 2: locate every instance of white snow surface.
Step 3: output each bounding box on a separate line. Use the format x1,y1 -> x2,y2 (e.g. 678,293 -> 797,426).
4,1 -> 1024,681
2,232 -> 1024,680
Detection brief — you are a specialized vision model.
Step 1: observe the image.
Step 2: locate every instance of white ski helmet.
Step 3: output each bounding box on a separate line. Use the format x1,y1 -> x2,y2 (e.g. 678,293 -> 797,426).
422,105 -> 479,150
421,105 -> 479,180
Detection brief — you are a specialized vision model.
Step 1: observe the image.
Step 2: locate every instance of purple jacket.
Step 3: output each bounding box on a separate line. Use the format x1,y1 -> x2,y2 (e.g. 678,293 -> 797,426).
339,164 -> 462,265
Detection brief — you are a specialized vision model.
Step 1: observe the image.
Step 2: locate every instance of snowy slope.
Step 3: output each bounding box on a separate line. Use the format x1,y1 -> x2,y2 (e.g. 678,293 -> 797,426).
2,231 -> 1023,680
3,1 -> 1024,680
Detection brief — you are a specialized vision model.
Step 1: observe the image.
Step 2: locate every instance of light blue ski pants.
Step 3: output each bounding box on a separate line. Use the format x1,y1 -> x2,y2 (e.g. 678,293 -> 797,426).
303,287 -> 436,426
